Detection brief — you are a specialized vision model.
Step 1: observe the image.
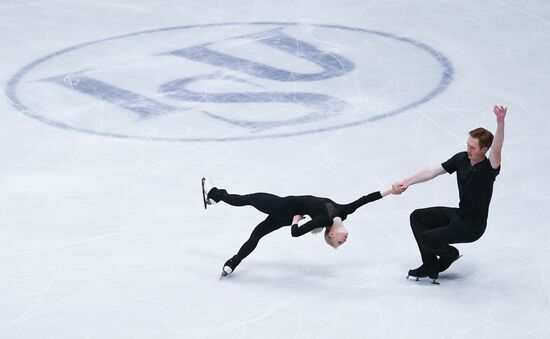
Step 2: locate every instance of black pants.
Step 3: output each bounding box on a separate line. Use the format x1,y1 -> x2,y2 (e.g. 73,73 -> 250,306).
217,191 -> 295,220
410,207 -> 486,265
213,190 -> 294,269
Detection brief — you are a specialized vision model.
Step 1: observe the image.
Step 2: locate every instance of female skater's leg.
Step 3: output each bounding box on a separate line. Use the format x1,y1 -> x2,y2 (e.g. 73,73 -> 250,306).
224,216 -> 289,272
209,188 -> 289,216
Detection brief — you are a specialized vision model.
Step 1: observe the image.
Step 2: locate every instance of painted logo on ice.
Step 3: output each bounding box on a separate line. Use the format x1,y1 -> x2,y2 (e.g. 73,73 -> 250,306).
6,22 -> 453,142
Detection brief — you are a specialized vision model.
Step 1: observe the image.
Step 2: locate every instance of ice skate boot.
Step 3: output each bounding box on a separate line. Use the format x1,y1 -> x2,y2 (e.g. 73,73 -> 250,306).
201,177 -> 217,209
220,259 -> 236,279
438,247 -> 461,273
407,264 -> 440,285
220,266 -> 233,278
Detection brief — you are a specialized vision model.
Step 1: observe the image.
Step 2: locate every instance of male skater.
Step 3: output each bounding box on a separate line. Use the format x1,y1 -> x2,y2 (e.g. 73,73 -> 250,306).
394,105 -> 507,283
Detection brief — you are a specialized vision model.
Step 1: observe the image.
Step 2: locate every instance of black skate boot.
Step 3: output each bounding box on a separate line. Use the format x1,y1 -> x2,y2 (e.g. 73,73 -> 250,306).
407,263 -> 440,284
438,246 -> 461,273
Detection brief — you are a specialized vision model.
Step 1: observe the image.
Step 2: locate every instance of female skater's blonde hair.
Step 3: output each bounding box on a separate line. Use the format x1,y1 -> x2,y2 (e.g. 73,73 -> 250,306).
311,218 -> 344,249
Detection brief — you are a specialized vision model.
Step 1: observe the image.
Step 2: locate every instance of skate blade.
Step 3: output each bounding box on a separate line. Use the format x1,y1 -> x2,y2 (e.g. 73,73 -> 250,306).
406,275 -> 439,285
201,177 -> 215,210
201,178 -> 210,210
219,270 -> 229,280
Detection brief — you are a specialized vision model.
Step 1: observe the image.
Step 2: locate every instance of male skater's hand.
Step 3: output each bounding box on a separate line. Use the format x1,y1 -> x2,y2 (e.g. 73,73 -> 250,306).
494,105 -> 507,123
392,182 -> 408,195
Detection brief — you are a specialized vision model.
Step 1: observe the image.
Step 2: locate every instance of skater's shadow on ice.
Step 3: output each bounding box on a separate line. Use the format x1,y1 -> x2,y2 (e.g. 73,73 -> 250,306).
251,259 -> 342,277
178,247 -> 333,284
438,263 -> 476,281
228,259 -> 360,287
437,272 -> 465,281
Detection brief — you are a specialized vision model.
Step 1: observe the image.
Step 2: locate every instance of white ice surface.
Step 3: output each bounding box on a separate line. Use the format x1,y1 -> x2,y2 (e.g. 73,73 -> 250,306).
1,1 -> 550,338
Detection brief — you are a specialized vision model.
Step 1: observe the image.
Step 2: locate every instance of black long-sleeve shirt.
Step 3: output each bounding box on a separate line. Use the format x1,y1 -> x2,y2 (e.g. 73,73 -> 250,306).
290,191 -> 383,236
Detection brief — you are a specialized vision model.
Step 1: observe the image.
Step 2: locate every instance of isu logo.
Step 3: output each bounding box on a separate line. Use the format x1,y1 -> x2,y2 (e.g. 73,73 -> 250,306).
6,23 -> 453,142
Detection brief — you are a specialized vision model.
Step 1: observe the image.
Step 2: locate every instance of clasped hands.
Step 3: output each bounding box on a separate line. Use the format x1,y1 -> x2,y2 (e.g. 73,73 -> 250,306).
392,182 -> 408,195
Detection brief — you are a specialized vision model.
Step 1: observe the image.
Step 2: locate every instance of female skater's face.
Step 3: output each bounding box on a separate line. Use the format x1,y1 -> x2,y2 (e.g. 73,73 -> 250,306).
328,217 -> 349,247
330,231 -> 348,247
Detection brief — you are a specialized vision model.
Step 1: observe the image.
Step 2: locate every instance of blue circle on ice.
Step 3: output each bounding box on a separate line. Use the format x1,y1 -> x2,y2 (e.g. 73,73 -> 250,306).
6,22 -> 453,142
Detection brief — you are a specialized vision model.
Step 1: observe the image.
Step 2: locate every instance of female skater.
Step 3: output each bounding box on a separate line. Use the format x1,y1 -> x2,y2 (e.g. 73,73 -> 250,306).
201,178 -> 399,277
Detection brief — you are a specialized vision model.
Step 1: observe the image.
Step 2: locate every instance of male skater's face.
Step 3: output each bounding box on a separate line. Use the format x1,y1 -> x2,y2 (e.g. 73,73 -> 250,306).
466,136 -> 487,163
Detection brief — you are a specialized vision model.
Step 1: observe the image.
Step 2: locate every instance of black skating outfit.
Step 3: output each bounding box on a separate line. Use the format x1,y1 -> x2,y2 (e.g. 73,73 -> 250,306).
409,152 -> 500,275
208,188 -> 382,272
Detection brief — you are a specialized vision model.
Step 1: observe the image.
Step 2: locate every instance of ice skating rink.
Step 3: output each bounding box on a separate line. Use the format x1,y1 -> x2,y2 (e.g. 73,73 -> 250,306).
1,1 -> 550,338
